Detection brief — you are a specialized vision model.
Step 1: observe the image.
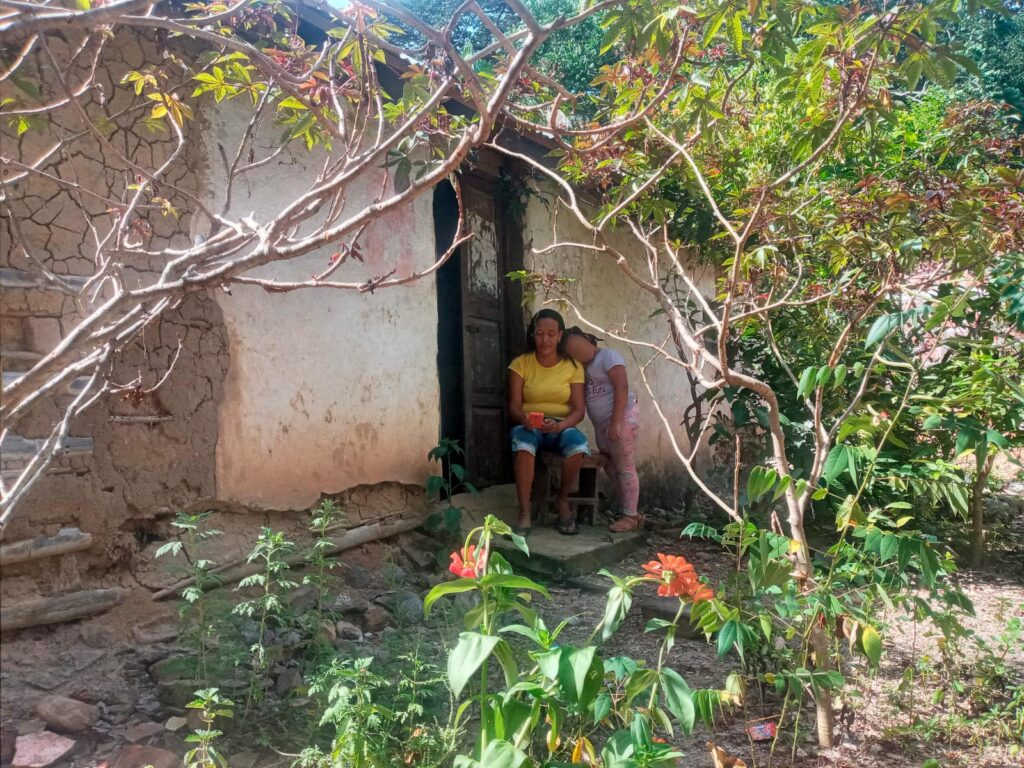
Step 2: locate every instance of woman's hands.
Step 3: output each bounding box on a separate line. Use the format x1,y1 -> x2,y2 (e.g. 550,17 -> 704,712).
541,417 -> 563,434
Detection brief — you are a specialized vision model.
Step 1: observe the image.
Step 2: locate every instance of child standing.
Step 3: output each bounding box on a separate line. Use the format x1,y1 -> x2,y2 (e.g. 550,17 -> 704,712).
565,328 -> 643,532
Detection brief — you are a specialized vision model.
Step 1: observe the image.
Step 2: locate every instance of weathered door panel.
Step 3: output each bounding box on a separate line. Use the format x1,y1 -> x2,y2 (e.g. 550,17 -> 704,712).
461,177 -> 510,486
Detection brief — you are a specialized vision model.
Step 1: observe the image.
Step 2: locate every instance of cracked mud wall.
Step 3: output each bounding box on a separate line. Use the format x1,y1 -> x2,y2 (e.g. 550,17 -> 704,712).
0,32 -> 229,596
192,102 -> 440,511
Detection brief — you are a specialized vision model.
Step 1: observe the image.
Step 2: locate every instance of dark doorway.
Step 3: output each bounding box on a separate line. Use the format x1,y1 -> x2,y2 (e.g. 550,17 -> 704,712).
434,182 -> 466,454
433,167 -> 525,489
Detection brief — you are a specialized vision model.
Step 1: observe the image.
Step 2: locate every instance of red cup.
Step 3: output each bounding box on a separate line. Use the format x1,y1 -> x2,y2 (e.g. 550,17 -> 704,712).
527,412 -> 545,429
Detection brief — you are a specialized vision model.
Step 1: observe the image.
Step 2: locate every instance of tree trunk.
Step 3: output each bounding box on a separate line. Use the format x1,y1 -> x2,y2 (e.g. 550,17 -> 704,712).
810,622 -> 835,747
970,450 -> 995,569
787,500 -> 835,748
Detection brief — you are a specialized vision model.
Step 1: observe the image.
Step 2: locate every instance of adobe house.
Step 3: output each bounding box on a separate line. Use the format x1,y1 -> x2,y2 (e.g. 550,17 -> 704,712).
0,2 -> 715,601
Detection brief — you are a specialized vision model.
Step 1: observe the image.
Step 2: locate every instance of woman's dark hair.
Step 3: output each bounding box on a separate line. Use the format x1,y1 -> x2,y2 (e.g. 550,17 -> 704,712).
526,308 -> 570,359
566,326 -> 602,347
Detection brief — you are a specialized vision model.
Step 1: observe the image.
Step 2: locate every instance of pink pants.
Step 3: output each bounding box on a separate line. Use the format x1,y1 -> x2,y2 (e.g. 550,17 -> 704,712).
594,408 -> 640,515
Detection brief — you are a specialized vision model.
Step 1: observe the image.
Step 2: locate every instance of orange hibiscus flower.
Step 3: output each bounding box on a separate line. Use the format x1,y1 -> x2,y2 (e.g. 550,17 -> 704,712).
449,544 -> 487,578
642,553 -> 713,603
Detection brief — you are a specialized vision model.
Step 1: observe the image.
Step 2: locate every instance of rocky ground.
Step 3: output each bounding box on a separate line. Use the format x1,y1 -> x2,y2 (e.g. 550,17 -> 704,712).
1,487 -> 1021,768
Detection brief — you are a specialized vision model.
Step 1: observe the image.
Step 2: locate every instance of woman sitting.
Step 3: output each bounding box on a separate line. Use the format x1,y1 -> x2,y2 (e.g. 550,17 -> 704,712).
508,309 -> 590,535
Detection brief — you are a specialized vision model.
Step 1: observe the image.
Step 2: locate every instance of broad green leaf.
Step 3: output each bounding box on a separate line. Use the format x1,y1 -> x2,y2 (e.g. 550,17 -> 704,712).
815,365 -> 831,388
447,632 -> 499,698
661,668 -> 696,735
731,11 -> 744,52
601,584 -> 632,641
475,740 -> 528,768
493,639 -> 519,689
797,366 -> 816,398
624,668 -> 659,705
716,620 -> 738,659
823,445 -> 849,484
558,646 -> 602,710
861,624 -> 882,667
865,312 -> 903,348
482,574 -> 551,599
832,364 -> 847,388
509,532 -> 530,557
424,578 -> 478,616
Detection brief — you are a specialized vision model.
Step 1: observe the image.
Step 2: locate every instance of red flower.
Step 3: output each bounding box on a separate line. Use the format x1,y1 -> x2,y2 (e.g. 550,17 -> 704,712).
642,553 -> 713,602
449,544 -> 487,578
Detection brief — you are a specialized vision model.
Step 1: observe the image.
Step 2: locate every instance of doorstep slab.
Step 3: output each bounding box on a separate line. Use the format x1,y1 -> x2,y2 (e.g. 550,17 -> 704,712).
451,485 -> 647,578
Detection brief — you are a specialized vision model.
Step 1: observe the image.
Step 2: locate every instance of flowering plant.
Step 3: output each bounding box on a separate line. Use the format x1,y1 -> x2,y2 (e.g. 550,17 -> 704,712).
423,519 -> 737,767
449,544 -> 487,578
642,553 -> 715,602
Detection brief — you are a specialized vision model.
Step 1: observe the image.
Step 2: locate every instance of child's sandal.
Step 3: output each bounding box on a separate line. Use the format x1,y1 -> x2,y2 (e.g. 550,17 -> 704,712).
609,514 -> 645,533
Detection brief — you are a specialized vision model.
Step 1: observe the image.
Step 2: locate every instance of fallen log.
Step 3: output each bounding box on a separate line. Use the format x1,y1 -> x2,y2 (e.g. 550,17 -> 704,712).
0,527 -> 93,567
1,587 -> 129,633
153,514 -> 425,600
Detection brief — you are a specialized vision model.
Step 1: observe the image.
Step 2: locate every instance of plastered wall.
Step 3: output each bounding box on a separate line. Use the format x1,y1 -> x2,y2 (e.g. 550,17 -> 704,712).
194,104 -> 440,510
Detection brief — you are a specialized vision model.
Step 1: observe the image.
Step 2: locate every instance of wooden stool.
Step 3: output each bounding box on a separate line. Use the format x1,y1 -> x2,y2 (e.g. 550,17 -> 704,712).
531,452 -> 608,527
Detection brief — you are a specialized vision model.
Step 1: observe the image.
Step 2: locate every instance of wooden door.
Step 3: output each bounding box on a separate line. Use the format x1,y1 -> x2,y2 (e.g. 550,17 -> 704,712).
460,176 -> 511,487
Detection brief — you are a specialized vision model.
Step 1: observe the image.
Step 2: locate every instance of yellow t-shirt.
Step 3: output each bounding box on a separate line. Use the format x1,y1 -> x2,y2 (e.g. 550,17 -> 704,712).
508,353 -> 584,418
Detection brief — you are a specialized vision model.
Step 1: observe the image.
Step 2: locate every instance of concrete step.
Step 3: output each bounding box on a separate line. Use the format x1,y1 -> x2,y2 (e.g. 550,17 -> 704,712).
2,371 -> 90,395
453,484 -> 647,578
0,268 -> 86,292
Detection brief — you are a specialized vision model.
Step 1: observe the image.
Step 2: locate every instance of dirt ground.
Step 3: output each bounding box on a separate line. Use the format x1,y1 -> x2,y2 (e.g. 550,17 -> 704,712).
1,492 -> 1021,768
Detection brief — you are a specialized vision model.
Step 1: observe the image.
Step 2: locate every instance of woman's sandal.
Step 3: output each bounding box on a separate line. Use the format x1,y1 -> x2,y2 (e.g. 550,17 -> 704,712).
512,525 -> 532,537
555,515 -> 579,536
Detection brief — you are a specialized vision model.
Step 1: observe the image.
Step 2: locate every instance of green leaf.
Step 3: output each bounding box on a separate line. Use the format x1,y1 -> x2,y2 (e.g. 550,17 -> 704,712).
986,430 -> 1009,450
865,312 -> 903,348
731,11 -> 744,52
861,624 -> 882,667
481,574 -> 550,599
716,620 -> 738,659
492,639 -> 519,690
447,632 -> 499,698
904,56 -> 924,90
680,522 -> 722,542
832,364 -> 848,389
474,740 -> 528,768
424,578 -> 478,616
661,668 -> 696,735
823,445 -> 849,484
815,365 -> 831,388
797,366 -> 816,399
558,646 -> 602,710
624,668 -> 659,705
645,618 -> 674,633
601,584 -> 633,641
509,532 -> 530,557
